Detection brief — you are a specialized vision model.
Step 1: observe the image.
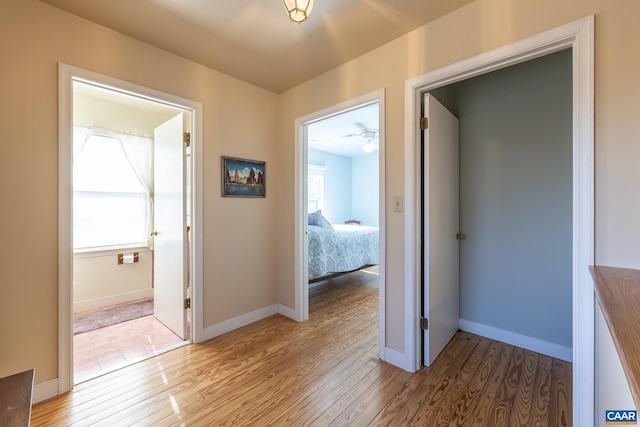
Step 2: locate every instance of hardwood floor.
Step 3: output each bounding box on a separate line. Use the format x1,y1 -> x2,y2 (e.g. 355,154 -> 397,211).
32,267 -> 571,426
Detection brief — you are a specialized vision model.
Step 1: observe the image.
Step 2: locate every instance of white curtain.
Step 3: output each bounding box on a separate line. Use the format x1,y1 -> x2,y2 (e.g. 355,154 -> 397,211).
73,126 -> 154,246
73,126 -> 91,161
117,134 -> 154,246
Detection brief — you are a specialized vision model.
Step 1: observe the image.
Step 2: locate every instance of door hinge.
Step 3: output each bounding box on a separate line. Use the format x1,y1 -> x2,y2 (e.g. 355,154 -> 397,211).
456,233 -> 465,240
183,132 -> 191,147
420,317 -> 429,330
184,298 -> 191,309
420,117 -> 429,130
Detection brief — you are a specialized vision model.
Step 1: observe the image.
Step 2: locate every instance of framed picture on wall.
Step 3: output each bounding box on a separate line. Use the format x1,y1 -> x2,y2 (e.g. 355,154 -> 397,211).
221,156 -> 266,198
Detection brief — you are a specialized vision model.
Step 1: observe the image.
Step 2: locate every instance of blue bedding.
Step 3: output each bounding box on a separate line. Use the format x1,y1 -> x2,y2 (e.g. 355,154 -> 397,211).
308,224 -> 379,280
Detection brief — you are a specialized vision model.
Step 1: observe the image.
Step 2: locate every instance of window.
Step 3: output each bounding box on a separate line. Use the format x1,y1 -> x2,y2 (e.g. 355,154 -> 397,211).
73,128 -> 152,250
308,164 -> 325,213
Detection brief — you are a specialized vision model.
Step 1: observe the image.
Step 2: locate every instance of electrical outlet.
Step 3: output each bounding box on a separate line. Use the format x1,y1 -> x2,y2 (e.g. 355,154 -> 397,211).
393,196 -> 403,212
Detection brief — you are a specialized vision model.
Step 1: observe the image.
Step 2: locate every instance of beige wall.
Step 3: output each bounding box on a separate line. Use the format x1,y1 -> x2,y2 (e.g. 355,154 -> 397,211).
277,0 -> 640,354
73,250 -> 152,312
0,0 -> 279,384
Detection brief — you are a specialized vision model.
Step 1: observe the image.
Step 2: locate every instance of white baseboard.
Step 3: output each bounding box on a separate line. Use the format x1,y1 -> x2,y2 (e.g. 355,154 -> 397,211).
278,304 -> 297,321
199,304 -> 280,343
33,378 -> 59,404
382,346 -> 415,372
73,289 -> 154,313
459,319 -> 572,362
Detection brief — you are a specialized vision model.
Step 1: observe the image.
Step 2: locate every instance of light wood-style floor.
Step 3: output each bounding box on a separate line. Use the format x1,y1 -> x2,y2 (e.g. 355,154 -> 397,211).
32,267 -> 571,426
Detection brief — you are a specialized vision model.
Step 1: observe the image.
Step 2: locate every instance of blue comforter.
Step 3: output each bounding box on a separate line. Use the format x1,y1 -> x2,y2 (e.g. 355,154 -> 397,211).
308,224 -> 379,280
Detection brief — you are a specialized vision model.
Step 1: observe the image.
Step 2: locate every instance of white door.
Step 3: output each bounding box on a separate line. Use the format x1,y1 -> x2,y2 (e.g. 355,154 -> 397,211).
153,113 -> 188,339
422,94 -> 460,366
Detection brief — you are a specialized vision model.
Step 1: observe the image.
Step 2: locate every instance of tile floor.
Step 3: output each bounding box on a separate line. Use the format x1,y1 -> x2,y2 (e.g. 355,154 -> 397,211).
73,315 -> 185,384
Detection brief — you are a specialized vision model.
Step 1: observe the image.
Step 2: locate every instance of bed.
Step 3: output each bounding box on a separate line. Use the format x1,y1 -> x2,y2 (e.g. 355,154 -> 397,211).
308,222 -> 379,280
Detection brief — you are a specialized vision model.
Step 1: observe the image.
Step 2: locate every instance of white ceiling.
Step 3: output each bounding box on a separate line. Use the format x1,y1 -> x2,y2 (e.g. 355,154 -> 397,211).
307,102 -> 379,158
39,0 -> 474,94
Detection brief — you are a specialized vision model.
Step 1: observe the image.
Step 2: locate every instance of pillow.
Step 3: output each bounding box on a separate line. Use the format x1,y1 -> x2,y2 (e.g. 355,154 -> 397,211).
308,210 -> 334,230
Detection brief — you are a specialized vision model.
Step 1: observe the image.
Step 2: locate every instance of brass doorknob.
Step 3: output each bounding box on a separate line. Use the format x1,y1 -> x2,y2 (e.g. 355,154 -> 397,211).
150,230 -> 159,236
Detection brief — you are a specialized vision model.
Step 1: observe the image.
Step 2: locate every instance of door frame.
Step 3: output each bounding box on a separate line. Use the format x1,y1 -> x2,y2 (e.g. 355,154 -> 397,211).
57,63 -> 204,394
293,89 -> 386,359
404,16 -> 594,426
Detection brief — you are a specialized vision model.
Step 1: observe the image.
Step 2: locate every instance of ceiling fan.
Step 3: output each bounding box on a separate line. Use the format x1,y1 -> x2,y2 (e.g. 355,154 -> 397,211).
343,122 -> 379,152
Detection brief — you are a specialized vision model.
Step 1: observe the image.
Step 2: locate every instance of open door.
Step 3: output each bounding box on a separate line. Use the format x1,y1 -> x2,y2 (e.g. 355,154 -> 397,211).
422,94 -> 460,366
153,112 -> 188,339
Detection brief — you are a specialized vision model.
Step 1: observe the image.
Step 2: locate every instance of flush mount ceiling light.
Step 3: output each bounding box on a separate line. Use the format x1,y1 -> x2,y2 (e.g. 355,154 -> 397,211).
362,142 -> 376,153
358,130 -> 378,141
357,129 -> 379,152
282,0 -> 314,23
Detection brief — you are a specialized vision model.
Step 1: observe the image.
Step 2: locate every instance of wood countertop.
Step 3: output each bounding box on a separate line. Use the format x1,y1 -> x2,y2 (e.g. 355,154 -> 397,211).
591,265 -> 640,409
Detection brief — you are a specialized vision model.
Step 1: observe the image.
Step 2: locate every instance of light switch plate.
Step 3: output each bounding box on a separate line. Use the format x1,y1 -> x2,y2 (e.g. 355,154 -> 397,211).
393,196 -> 403,212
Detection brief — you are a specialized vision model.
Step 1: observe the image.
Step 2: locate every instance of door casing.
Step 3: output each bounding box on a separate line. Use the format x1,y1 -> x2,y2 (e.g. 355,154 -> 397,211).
292,89 -> 386,360
404,16 -> 594,427
58,63 -> 204,394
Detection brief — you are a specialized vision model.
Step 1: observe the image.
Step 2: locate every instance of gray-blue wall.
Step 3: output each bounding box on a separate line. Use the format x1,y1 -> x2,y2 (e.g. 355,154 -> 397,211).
432,49 -> 573,347
352,152 -> 379,226
308,148 -> 352,223
308,148 -> 379,226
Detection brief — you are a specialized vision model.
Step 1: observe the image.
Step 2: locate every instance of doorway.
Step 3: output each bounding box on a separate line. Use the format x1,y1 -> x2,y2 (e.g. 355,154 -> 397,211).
58,64 -> 204,393
305,102 -> 381,318
422,49 -> 573,366
70,82 -> 191,383
404,16 -> 594,426
293,89 -> 386,359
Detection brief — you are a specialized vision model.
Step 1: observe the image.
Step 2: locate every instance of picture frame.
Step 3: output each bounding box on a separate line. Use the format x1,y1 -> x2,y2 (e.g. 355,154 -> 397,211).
221,156 -> 266,197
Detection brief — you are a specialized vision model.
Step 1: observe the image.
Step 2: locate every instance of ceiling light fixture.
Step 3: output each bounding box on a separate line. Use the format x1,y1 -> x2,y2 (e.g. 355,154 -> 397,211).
359,130 -> 378,141
282,0 -> 314,23
360,130 -> 379,153
362,142 -> 375,153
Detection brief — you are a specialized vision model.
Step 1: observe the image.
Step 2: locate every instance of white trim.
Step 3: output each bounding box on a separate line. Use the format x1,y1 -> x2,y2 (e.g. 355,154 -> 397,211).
293,117 -> 308,322
190,91 -> 205,346
378,113 -> 387,363
404,16 -> 594,425
200,305 -> 280,342
58,64 -> 73,395
58,63 -> 205,394
278,303 -> 297,320
73,244 -> 150,256
459,319 -> 573,363
33,379 -> 59,404
73,246 -> 151,258
292,89 -> 387,361
570,16 -> 596,427
72,289 -> 154,313
381,347 -> 408,370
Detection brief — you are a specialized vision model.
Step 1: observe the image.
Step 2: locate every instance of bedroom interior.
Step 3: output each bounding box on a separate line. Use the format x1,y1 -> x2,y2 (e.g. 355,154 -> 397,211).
305,102 -> 380,288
